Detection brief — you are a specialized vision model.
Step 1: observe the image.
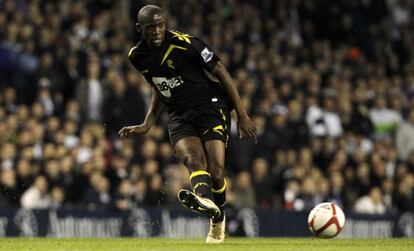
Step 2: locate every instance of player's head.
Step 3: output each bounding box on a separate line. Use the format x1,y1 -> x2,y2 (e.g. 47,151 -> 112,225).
136,5 -> 166,48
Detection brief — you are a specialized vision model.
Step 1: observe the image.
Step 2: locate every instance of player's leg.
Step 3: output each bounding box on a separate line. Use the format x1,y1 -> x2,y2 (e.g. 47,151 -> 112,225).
175,136 -> 220,219
198,106 -> 230,244
204,140 -> 227,220
198,107 -> 230,218
204,139 -> 227,244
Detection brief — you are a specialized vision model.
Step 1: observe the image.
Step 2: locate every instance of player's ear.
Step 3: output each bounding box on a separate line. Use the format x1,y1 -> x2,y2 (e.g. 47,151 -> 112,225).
135,22 -> 141,33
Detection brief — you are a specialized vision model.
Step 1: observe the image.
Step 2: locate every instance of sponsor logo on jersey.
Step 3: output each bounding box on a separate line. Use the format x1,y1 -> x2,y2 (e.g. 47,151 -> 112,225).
201,47 -> 214,63
152,76 -> 184,97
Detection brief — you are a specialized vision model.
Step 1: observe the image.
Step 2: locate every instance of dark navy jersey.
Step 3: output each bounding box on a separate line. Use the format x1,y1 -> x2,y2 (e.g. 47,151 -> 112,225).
128,30 -> 232,113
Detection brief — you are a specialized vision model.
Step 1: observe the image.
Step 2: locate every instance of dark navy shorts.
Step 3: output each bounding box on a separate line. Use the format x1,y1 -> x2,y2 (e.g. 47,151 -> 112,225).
168,104 -> 231,147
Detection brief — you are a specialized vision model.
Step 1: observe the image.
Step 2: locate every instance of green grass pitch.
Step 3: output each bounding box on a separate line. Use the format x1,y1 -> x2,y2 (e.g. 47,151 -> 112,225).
0,238 -> 412,251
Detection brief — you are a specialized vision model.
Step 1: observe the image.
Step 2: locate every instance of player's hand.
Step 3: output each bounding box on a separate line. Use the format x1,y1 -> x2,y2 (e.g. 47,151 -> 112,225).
237,114 -> 257,143
118,124 -> 149,138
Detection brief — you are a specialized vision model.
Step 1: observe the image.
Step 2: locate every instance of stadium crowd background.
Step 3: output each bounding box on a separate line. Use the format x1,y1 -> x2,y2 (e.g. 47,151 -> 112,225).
0,0 -> 413,214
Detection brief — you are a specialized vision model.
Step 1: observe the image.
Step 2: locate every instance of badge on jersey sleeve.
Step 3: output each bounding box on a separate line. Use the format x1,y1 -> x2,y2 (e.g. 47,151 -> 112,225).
201,47 -> 214,63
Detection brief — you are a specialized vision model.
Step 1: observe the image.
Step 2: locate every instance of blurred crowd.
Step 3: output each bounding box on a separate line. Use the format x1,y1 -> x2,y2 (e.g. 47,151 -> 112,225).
0,0 -> 414,214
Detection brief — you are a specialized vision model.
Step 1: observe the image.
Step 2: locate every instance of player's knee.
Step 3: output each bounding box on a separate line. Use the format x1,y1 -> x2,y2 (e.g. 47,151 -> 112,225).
181,154 -> 207,171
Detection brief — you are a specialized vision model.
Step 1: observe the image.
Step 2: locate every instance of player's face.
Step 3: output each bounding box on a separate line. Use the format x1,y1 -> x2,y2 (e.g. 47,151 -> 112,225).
140,14 -> 166,48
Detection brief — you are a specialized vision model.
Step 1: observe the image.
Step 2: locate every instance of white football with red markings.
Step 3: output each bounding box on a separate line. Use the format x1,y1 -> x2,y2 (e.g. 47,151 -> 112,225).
308,202 -> 345,238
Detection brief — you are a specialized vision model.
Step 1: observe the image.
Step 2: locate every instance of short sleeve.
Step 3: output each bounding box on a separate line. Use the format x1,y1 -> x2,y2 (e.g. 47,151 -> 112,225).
128,46 -> 140,71
127,46 -> 153,84
188,37 -> 220,72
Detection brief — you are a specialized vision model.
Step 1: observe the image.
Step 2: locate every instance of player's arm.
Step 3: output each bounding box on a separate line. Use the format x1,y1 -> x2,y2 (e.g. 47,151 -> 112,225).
185,35 -> 257,142
118,89 -> 163,137
212,61 -> 257,143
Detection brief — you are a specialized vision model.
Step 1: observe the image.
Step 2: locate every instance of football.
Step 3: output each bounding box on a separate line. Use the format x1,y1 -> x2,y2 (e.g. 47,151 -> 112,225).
308,202 -> 345,238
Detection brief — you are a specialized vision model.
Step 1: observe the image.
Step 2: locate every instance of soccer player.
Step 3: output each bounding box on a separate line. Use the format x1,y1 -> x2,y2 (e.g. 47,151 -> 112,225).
119,5 -> 257,243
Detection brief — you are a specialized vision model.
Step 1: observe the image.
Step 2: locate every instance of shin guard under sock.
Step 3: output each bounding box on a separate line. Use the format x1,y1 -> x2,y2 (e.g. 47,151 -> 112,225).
190,170 -> 214,201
